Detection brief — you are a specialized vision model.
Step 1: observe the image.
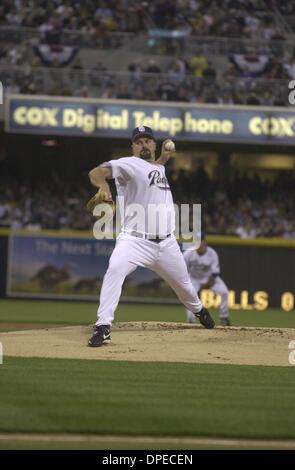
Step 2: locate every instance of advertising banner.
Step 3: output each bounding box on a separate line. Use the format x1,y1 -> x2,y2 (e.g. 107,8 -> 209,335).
5,94 -> 295,144
6,233 -> 177,302
6,233 -> 295,310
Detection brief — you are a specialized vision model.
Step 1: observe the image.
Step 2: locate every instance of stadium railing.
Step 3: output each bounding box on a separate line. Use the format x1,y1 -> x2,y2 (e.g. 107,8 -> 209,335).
0,26 -> 293,57
0,26 -> 135,49
0,66 -> 291,105
142,33 -> 292,58
280,15 -> 295,32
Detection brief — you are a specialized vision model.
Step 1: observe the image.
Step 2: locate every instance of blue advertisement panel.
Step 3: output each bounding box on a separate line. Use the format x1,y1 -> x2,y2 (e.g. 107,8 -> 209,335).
5,233 -> 295,309
5,94 -> 295,144
6,234 -> 177,302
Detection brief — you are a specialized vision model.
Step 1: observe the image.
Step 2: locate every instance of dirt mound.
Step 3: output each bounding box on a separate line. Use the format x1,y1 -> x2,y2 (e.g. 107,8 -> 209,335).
1,322 -> 294,366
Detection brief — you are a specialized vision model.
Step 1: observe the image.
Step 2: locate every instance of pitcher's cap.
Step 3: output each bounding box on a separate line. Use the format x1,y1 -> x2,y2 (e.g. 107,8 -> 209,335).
132,126 -> 155,142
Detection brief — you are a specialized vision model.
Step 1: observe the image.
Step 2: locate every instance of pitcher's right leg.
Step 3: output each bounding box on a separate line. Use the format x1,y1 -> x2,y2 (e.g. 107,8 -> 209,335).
95,234 -> 158,327
88,239 -> 137,347
95,243 -> 137,327
89,235 -> 159,347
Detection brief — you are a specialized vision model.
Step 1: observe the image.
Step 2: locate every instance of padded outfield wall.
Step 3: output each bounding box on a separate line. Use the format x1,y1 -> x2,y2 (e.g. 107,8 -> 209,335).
0,229 -> 294,310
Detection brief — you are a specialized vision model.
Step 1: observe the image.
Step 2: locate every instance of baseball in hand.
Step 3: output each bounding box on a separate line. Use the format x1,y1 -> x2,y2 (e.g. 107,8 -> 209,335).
164,140 -> 175,152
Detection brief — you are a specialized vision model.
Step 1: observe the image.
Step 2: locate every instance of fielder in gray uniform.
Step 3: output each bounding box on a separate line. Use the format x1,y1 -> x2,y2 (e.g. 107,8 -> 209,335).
184,233 -> 231,326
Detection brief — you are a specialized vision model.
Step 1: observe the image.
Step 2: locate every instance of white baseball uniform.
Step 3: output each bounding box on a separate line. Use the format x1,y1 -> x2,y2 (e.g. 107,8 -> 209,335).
95,156 -> 203,326
183,246 -> 229,322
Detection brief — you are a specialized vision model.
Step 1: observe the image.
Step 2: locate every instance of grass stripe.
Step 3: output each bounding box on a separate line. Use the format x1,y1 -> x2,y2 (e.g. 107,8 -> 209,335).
0,299 -> 294,328
0,433 -> 295,450
0,357 -> 295,439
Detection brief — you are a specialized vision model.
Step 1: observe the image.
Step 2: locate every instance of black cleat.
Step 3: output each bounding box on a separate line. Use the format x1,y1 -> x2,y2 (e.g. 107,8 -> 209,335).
221,318 -> 231,326
195,307 -> 215,329
88,325 -> 111,347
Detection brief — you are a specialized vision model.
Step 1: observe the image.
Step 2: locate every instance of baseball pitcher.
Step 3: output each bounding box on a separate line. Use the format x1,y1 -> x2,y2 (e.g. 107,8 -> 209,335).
87,126 -> 215,347
184,233 -> 231,326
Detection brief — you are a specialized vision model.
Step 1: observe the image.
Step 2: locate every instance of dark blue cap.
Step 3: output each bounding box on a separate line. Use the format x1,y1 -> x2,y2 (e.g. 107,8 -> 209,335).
132,126 -> 155,142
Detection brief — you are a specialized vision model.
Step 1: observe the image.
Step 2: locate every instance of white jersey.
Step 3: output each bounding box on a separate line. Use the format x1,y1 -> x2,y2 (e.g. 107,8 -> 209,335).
183,246 -> 220,283
101,156 -> 175,236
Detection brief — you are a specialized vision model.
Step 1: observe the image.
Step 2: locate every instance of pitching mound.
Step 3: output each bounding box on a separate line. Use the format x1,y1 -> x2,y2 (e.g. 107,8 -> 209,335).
1,322 -> 294,366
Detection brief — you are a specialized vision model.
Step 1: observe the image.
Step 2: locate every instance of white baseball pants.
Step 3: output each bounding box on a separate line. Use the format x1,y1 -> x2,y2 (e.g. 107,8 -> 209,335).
96,233 -> 203,326
186,276 -> 229,323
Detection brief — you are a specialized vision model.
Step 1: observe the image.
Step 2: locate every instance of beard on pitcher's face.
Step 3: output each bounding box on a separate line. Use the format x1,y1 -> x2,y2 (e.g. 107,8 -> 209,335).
140,148 -> 152,160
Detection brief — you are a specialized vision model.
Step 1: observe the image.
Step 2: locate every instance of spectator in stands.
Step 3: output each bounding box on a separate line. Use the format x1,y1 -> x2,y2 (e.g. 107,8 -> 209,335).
284,55 -> 295,80
167,58 -> 187,85
157,79 -> 178,101
246,93 -> 261,105
6,79 -> 20,94
100,83 -> 116,99
116,83 -> 132,99
128,58 -> 143,84
90,60 -> 107,86
74,85 -> 89,97
144,59 -> 162,74
175,85 -> 191,102
202,60 -> 216,81
189,51 -> 209,77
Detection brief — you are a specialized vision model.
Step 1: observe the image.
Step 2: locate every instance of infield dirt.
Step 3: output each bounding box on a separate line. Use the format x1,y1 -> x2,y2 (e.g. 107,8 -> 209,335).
1,322 -> 294,366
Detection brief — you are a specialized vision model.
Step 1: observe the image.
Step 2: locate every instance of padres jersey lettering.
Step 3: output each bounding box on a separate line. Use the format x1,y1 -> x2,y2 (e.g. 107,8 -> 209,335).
101,156 -> 174,236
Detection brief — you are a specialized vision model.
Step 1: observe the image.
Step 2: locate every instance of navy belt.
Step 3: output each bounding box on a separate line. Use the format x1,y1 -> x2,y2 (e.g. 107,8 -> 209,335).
129,231 -> 171,243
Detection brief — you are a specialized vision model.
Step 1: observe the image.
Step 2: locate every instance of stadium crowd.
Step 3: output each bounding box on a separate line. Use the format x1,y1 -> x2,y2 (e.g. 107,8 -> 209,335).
169,166 -> 295,238
0,0 -> 148,36
0,50 -> 291,106
0,0 -> 287,39
0,0 -> 293,106
0,170 -> 294,239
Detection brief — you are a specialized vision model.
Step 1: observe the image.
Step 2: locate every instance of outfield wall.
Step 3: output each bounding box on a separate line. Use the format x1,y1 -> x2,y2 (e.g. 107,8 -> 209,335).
0,230 -> 294,310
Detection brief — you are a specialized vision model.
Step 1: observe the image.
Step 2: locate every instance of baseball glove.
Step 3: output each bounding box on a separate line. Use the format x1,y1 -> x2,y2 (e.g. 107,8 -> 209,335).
86,189 -> 116,216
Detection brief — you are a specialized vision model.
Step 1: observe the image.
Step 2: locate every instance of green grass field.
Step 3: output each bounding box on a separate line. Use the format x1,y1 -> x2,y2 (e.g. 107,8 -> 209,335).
0,299 -> 295,450
0,299 -> 295,329
0,357 -> 295,446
